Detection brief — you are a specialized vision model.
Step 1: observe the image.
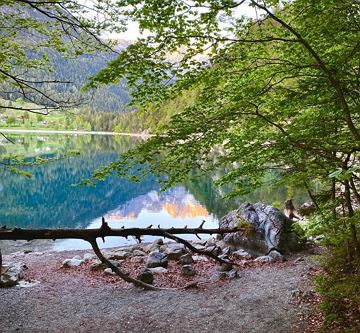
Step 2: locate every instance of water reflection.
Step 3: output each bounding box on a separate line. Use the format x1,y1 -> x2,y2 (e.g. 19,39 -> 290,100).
0,133 -> 308,251
54,187 -> 218,250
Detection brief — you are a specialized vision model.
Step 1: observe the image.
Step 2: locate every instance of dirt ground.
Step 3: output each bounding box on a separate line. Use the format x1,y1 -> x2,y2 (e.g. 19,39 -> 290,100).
0,250 -> 321,333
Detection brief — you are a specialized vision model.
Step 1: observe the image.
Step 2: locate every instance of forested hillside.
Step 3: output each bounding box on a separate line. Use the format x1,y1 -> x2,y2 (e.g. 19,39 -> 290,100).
0,50 -> 131,113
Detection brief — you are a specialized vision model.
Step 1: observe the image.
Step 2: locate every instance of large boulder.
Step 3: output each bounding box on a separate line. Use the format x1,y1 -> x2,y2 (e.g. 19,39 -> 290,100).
219,202 -> 302,255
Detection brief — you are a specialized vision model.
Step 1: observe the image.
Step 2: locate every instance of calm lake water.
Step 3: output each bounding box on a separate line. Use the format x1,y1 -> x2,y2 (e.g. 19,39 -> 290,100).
0,133 -> 307,251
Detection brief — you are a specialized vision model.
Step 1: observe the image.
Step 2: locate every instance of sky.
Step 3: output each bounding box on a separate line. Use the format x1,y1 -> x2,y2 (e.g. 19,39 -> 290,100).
107,1 -> 259,41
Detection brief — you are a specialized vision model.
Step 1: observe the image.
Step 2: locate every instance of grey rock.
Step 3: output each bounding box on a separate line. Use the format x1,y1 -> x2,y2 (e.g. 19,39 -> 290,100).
233,249 -> 252,259
146,251 -> 168,268
137,270 -> 154,284
205,237 -> 217,247
17,280 -> 40,288
219,202 -> 303,255
205,246 -> 222,256
90,262 -> 107,271
143,243 -> 160,253
192,255 -> 209,262
72,255 -> 82,260
227,268 -> 238,279
90,260 -> 119,271
216,262 -> 233,272
165,243 -> 185,260
216,255 -> 233,272
147,267 -> 168,274
181,265 -> 196,276
83,253 -> 95,261
218,269 -> 238,279
154,238 -> 164,246
62,258 -> 84,268
254,255 -> 274,263
193,244 -> 206,252
268,250 -> 286,262
109,251 -> 130,260
0,275 -> 18,287
0,262 -> 27,288
132,249 -> 146,257
130,256 -> 144,263
179,254 -> 194,265
104,268 -> 116,275
221,247 -> 233,255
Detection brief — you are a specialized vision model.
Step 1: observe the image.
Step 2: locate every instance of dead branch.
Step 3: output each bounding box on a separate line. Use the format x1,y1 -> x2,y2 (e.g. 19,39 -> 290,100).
0,219 -> 243,290
88,238 -> 161,291
0,224 -> 242,242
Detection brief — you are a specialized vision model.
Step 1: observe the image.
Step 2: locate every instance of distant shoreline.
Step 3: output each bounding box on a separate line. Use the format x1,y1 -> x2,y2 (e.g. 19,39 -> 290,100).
0,128 -> 153,137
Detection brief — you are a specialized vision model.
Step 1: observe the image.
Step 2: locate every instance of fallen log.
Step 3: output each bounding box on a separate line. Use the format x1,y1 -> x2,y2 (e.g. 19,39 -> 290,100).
0,219 -> 244,290
0,223 -> 241,241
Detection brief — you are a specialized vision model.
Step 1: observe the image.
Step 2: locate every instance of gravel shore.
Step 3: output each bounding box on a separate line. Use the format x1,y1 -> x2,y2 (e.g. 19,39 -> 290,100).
0,249 -> 320,333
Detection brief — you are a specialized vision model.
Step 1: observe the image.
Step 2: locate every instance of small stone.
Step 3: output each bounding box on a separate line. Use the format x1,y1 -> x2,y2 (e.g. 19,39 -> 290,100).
294,257 -> 304,263
181,265 -> 196,276
227,268 -> 238,279
154,238 -> 164,246
268,250 -> 286,262
254,255 -> 274,263
17,280 -> 40,288
165,244 -> 185,261
104,268 -> 116,275
221,247 -> 234,255
133,249 -> 146,256
148,267 -> 168,274
143,244 -> 159,253
146,252 -> 168,268
216,255 -> 233,272
192,255 -> 209,262
130,256 -> 144,264
72,255 -> 83,260
193,244 -> 206,251
90,262 -> 107,271
216,262 -> 233,272
62,258 -> 84,268
83,253 -> 94,261
137,270 -> 154,284
179,254 -> 194,265
233,249 -> 252,259
0,275 -> 18,287
205,246 -> 222,256
109,251 -> 130,260
205,237 -> 216,247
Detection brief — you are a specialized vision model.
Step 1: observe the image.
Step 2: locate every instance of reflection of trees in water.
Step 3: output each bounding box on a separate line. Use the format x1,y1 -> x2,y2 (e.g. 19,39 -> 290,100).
184,170 -> 309,219
0,134 -> 308,229
0,135 -> 157,228
2,134 -> 140,158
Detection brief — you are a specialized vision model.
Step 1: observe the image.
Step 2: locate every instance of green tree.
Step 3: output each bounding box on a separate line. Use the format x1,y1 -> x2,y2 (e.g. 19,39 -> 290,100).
88,1 -> 360,326
91,0 -> 360,247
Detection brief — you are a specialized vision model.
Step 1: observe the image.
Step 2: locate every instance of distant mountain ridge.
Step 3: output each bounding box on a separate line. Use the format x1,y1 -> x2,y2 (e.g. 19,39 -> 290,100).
0,4 -> 132,113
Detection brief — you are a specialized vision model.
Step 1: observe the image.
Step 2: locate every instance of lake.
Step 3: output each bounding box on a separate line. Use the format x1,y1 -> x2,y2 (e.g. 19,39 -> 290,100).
0,133 -> 308,252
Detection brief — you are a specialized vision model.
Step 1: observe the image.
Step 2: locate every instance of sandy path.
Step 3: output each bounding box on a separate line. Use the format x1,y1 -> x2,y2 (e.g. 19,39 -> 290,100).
0,251 -> 318,333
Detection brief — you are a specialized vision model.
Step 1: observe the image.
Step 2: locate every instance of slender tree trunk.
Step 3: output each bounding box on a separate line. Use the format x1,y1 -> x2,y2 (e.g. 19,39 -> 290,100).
344,180 -> 359,260
331,178 -> 337,220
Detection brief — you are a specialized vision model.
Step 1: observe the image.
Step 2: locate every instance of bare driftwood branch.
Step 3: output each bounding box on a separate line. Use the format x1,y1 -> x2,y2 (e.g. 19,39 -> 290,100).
0,222 -> 241,242
0,218 -> 243,290
89,237 -> 161,291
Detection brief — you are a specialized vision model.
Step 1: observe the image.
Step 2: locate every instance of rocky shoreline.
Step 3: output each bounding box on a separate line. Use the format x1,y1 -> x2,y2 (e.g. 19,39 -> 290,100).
1,236 -> 291,289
